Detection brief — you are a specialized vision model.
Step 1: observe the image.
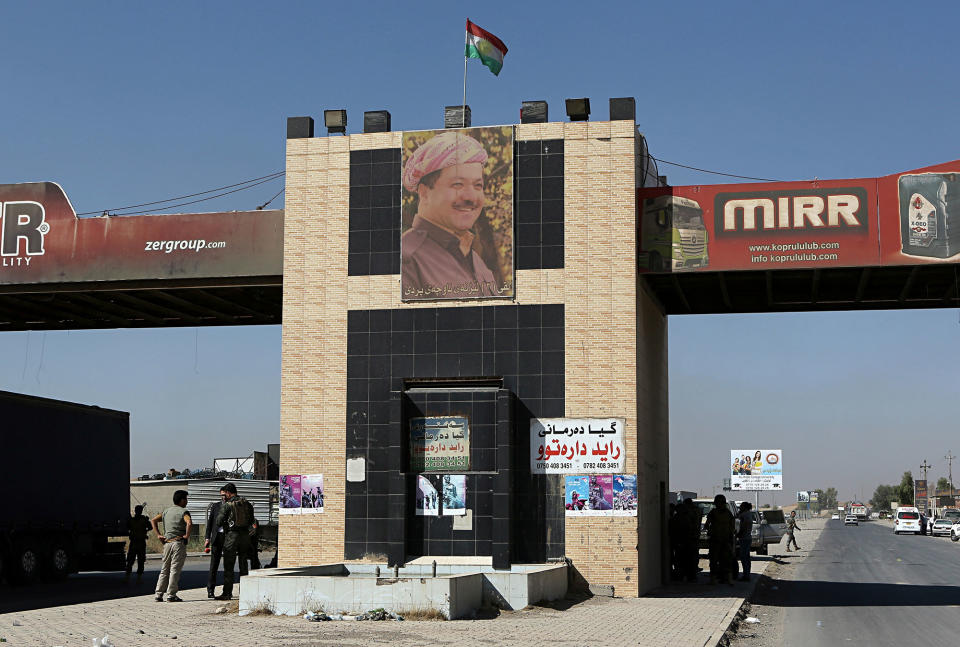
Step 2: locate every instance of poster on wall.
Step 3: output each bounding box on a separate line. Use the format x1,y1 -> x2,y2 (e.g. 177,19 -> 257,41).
441,475 -> 467,516
410,416 -> 470,472
530,418 -> 626,474
400,126 -> 514,301
565,475 -> 621,517
612,474 -> 638,516
300,474 -> 324,514
730,450 -> 782,491
279,474 -> 302,515
416,475 -> 439,516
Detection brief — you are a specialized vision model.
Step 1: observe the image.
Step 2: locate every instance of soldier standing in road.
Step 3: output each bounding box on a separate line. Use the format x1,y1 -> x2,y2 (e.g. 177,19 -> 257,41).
677,498 -> 701,582
204,486 -> 228,598
736,502 -> 754,581
151,490 -> 192,602
125,505 -> 152,581
214,482 -> 255,600
705,494 -> 735,585
785,510 -> 802,551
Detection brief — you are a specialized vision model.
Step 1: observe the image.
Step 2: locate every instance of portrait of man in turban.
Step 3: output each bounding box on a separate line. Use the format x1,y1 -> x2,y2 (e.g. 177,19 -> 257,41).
401,127 -> 514,300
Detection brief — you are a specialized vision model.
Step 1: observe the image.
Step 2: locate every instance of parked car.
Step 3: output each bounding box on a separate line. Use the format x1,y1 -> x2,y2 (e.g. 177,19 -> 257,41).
831,513 -> 840,520
950,522 -> 960,542
894,507 -> 922,535
930,518 -> 953,537
844,515 -> 859,526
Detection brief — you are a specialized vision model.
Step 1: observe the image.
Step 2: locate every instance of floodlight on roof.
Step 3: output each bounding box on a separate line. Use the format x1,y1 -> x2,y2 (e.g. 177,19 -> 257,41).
565,98 -> 590,122
324,109 -> 347,135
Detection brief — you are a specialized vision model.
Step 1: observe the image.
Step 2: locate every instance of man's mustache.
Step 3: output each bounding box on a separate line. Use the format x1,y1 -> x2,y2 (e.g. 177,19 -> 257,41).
452,200 -> 480,209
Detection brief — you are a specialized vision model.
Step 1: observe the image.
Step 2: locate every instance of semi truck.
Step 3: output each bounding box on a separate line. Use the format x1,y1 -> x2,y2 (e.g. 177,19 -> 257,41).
639,194 -> 709,271
0,390 -> 130,583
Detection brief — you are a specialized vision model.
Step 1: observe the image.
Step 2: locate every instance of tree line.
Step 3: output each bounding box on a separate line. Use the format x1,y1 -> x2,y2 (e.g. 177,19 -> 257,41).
870,471 -> 915,511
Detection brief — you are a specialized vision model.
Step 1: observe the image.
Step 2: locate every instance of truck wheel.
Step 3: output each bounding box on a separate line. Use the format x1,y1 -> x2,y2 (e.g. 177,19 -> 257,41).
952,532 -> 959,542
48,543 -> 71,580
757,545 -> 768,555
11,544 -> 41,584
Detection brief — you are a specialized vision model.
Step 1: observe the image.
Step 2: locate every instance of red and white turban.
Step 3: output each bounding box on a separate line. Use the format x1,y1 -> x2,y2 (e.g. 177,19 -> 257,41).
403,131 -> 488,192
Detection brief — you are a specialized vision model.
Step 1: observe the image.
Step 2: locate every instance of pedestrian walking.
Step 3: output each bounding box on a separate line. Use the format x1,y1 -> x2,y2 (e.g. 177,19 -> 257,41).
204,486 -> 228,598
125,505 -> 152,581
785,510 -> 801,551
705,494 -> 735,585
213,482 -> 255,600
150,490 -> 192,602
736,502 -> 753,581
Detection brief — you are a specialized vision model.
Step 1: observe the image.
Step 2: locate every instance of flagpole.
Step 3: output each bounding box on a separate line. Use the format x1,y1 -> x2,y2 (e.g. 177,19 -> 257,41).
462,20 -> 468,127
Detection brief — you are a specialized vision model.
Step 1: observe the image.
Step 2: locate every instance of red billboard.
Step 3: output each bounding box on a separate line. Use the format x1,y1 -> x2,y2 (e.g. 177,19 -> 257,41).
0,182 -> 282,285
638,159 -> 960,272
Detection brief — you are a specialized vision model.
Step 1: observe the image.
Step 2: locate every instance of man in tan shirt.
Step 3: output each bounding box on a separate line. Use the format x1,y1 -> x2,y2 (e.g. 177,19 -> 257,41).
401,131 -> 500,300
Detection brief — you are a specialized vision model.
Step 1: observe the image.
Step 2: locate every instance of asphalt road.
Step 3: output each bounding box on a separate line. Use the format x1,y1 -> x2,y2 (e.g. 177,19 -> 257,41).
0,551 -> 274,614
783,520 -> 960,645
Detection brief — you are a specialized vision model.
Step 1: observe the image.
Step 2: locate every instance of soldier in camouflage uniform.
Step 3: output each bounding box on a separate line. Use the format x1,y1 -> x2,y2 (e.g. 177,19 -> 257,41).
214,482 -> 254,600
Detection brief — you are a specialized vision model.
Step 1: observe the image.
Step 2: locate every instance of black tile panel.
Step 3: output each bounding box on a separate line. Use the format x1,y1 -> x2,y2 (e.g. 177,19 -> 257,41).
515,139 -> 564,271
349,147 -> 401,276
345,304 -> 564,561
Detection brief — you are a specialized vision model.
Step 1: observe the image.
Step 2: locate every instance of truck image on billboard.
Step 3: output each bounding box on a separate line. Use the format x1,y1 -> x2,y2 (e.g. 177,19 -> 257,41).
730,449 -> 782,491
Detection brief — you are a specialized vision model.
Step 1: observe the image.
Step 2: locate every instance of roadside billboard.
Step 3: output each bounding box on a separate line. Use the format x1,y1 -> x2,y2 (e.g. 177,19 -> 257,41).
915,479 -> 928,515
730,449 -> 782,491
638,159 -> 960,273
797,491 -> 809,503
0,182 -> 283,285
400,126 -> 514,301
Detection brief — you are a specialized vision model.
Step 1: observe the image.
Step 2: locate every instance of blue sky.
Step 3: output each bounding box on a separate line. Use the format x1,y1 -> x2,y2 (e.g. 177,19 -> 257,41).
1,2 -> 959,500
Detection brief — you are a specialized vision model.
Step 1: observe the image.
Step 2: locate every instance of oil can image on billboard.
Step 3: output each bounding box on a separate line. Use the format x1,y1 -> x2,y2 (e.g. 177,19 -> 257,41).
639,195 -> 708,271
900,173 -> 960,259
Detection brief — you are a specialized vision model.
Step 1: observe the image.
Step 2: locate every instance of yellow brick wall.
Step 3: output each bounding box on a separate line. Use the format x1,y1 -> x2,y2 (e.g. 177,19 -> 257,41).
279,120 -> 668,596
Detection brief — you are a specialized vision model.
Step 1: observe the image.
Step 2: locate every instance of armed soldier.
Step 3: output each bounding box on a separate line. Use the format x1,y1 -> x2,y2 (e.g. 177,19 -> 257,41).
213,482 -> 255,600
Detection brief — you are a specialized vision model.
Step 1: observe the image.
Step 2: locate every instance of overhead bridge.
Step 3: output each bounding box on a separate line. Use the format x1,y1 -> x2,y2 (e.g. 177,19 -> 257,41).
0,182 -> 282,331
3,165 -> 960,331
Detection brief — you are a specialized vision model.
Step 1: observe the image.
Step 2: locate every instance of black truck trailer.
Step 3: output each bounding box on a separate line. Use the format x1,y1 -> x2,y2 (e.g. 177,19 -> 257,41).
0,390 -> 130,583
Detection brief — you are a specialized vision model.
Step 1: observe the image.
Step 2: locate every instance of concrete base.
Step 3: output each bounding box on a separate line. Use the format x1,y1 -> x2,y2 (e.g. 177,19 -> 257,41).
239,560 -> 567,619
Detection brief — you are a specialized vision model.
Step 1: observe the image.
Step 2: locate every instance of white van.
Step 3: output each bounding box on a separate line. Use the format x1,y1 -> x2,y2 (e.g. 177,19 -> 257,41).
894,507 -> 922,535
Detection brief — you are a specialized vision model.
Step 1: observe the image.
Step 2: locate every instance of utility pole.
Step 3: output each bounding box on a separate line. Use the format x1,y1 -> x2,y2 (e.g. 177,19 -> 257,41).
920,459 -> 932,482
946,451 -> 956,501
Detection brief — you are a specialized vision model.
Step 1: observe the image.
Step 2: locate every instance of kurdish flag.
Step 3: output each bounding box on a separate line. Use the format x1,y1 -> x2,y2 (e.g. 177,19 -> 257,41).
466,19 -> 508,76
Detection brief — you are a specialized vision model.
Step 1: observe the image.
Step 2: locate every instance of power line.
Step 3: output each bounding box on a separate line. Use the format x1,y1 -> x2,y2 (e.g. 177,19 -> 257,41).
257,186 -> 285,210
110,174 -> 284,216
76,171 -> 285,215
650,156 -> 785,183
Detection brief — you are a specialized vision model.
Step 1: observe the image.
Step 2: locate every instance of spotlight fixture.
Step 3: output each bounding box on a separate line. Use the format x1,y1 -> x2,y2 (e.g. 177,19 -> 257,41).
363,110 -> 391,133
444,105 -> 471,129
324,109 -> 347,135
286,116 -> 314,139
609,97 -> 636,122
521,100 -> 548,124
565,98 -> 590,122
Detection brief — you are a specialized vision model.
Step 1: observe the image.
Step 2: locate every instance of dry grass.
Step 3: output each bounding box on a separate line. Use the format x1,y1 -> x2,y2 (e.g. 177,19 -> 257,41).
245,600 -> 276,616
397,607 -> 447,621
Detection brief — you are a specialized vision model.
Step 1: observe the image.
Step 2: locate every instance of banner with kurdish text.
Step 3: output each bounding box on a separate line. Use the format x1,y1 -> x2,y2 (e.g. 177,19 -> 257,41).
731,449 -> 782,491
531,418 -> 625,474
410,416 -> 470,472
